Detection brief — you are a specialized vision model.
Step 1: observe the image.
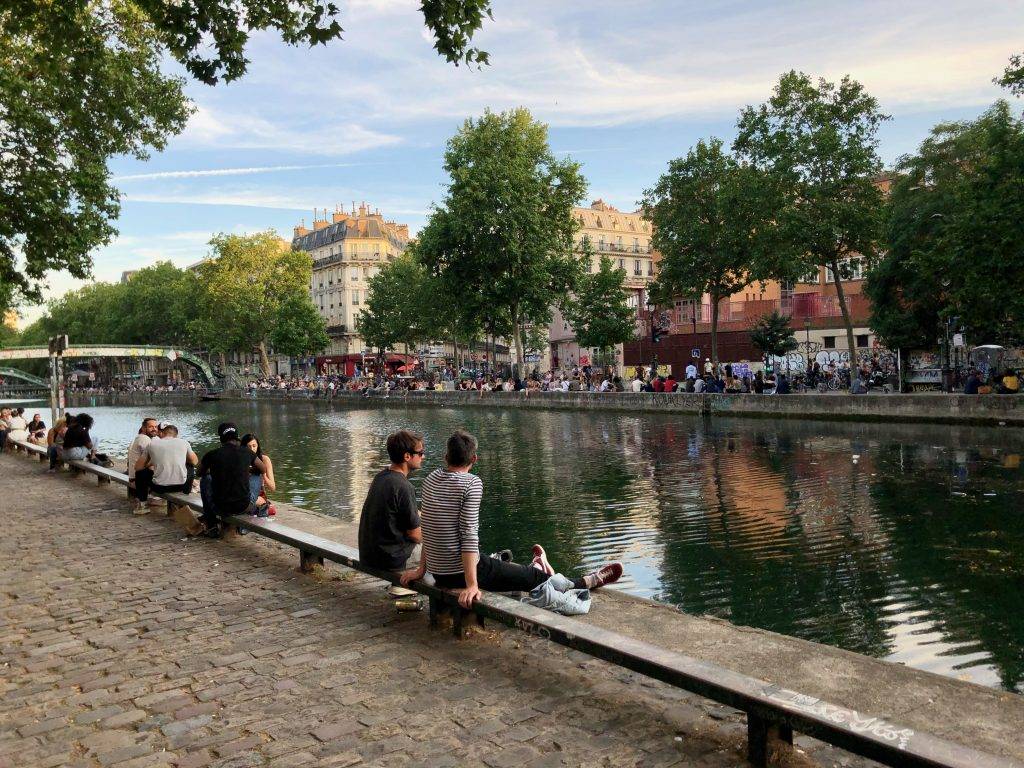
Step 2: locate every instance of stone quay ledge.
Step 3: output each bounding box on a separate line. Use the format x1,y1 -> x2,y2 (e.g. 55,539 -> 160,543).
2,450 -> 1021,767
70,389 -> 1024,427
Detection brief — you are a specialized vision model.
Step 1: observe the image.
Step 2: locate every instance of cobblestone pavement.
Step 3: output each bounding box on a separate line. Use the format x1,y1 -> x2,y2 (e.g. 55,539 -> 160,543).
0,456 -> 771,768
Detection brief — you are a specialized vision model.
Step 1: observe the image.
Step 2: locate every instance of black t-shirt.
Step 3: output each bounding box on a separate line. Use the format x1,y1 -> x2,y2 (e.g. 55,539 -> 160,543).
200,443 -> 257,515
358,469 -> 420,570
63,424 -> 91,449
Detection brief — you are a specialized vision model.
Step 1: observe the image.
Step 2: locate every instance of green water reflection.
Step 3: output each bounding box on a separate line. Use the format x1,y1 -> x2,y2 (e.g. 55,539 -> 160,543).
59,396 -> 1024,693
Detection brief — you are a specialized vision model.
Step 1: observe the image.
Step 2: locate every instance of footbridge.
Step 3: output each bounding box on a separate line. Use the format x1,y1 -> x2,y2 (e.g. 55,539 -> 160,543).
0,344 -> 221,388
0,367 -> 48,388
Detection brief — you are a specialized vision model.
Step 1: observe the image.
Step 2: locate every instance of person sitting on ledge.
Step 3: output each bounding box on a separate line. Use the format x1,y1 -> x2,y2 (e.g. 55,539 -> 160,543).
198,422 -> 264,538
964,370 -> 982,395
62,413 -> 93,463
359,430 -> 424,589
401,429 -> 622,611
135,424 -> 198,506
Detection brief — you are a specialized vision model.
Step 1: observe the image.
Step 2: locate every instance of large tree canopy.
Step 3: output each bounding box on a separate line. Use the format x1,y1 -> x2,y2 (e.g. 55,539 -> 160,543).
868,100 -> 1024,348
734,71 -> 889,370
0,0 -> 492,309
642,137 -> 781,365
417,107 -> 587,376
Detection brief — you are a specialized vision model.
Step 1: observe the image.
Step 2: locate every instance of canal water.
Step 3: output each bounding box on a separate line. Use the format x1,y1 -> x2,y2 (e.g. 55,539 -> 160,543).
20,396 -> 1024,693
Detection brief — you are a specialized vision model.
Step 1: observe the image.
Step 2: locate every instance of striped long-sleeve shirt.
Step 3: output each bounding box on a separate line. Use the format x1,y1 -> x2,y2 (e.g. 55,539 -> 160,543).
420,468 -> 483,576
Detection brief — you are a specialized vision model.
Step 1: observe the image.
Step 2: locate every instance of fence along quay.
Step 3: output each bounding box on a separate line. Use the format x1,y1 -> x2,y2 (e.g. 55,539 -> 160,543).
8,437 -> 1022,768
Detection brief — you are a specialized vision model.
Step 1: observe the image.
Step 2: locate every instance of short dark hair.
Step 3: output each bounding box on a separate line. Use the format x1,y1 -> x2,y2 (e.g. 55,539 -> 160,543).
76,413 -> 93,430
162,424 -> 178,436
445,429 -> 477,467
386,430 -> 422,463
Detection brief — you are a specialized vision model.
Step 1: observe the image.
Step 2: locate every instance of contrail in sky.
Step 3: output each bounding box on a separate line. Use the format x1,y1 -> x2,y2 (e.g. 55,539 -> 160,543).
113,162 -> 375,181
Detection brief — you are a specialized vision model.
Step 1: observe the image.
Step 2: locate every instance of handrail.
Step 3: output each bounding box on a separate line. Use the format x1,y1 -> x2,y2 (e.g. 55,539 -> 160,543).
5,437 -> 1021,768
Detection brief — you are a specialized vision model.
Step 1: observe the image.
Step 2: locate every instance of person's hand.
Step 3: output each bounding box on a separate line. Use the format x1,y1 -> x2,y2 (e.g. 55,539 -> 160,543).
458,585 -> 481,609
399,569 -> 423,587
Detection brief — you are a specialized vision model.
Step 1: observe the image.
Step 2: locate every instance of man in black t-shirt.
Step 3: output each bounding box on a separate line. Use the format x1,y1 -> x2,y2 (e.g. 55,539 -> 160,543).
199,422 -> 265,537
358,430 -> 423,572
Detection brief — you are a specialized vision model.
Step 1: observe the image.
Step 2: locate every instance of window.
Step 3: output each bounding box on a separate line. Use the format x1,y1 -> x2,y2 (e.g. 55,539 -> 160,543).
633,238 -> 639,253
856,334 -> 870,348
634,259 -> 642,276
647,260 -> 654,276
616,236 -> 623,250
618,258 -> 625,270
599,236 -> 606,251
798,266 -> 819,284
823,336 -> 836,349
351,270 -> 358,281
825,258 -> 864,282
352,291 -> 360,305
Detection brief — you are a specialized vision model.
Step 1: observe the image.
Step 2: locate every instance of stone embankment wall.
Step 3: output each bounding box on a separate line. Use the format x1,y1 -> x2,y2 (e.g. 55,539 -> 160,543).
67,388 -> 1024,426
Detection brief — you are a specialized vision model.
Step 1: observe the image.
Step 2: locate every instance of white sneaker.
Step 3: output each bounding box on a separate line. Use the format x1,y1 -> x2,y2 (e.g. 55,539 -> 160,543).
132,506 -> 150,516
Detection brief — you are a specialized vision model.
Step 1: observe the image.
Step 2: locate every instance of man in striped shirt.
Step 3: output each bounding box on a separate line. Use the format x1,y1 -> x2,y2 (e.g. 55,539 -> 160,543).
401,429 -> 622,609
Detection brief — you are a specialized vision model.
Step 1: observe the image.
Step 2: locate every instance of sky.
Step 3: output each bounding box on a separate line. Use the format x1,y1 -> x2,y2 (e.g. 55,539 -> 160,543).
20,0 -> 1024,324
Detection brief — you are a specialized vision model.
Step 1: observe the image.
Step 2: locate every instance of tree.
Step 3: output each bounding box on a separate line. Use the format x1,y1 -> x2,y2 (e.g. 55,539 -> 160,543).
641,138 -> 781,366
355,254 -> 438,359
418,108 -> 587,378
270,293 -> 330,359
734,71 -> 890,376
116,263 -> 198,346
191,232 -> 317,374
562,255 -> 637,367
1,1 -> 493,301
998,53 -> 1024,96
870,101 -> 1024,347
749,310 -> 798,365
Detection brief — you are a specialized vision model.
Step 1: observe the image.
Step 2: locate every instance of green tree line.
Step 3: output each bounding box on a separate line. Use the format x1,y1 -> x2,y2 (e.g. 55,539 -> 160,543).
644,58 -> 1024,372
10,232 -> 329,375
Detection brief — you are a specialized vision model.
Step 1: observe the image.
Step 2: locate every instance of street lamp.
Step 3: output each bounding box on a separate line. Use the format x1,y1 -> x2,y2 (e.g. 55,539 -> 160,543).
804,316 -> 812,376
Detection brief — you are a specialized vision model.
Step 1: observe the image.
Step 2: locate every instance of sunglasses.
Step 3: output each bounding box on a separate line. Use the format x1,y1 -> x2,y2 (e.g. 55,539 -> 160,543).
410,450 -> 426,456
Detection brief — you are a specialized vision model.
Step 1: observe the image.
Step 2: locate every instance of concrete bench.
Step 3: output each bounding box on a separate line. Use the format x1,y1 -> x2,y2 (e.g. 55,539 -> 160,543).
7,438 -> 1018,768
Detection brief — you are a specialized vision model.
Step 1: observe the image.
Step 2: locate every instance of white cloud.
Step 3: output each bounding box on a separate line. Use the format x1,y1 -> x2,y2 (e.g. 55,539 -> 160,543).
237,0 -> 1021,129
175,105 -> 402,155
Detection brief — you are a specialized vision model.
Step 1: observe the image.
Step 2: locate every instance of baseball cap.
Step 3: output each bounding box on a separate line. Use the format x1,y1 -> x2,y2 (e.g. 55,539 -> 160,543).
217,422 -> 239,442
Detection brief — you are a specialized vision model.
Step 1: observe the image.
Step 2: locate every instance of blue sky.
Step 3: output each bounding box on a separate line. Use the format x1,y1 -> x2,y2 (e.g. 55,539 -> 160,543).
24,0 -> 1023,323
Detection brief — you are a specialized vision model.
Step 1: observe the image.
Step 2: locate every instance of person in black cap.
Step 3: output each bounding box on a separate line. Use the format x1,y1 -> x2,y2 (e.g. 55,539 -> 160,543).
198,422 -> 265,537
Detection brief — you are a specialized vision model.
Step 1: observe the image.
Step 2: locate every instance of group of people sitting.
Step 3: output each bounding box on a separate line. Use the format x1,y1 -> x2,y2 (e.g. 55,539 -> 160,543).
0,407 -> 47,451
124,418 -> 276,531
357,428 -> 623,614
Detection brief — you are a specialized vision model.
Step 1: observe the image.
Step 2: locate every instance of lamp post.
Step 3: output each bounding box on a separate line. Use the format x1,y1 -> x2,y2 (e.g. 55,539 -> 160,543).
804,316 -> 811,373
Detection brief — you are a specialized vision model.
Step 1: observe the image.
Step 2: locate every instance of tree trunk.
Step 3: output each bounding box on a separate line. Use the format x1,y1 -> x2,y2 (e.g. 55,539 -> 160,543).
218,351 -> 227,374
710,293 -> 721,370
258,341 -> 271,377
512,320 -> 524,381
831,259 -> 857,390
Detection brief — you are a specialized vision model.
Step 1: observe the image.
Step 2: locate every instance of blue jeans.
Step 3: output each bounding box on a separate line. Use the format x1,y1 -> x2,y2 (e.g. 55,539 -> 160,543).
200,475 -> 256,528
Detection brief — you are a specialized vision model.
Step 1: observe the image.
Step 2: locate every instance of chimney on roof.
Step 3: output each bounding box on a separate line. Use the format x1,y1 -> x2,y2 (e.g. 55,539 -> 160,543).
293,218 -> 309,238
313,207 -> 328,230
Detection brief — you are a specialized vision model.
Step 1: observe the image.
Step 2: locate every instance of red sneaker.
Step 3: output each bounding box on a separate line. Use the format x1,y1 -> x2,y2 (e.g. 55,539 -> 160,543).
583,562 -> 623,590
